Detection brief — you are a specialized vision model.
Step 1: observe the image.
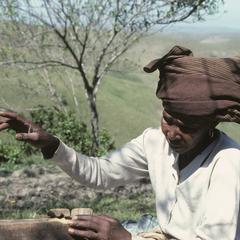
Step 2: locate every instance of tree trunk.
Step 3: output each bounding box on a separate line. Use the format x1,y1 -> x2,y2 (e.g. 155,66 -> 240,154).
87,91 -> 99,155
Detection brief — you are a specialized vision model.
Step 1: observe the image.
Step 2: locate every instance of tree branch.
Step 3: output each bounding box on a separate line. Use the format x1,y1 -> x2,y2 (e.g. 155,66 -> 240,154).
0,60 -> 78,70
156,0 -> 206,24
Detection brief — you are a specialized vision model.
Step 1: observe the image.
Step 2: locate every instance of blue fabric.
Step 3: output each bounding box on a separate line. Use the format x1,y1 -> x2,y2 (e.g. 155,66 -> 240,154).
121,214 -> 159,234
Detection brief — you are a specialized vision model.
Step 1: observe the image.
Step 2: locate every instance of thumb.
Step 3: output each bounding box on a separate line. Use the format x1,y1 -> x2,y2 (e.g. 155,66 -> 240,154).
16,132 -> 39,141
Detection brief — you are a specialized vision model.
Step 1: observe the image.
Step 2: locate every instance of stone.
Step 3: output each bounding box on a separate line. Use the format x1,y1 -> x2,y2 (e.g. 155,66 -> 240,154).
71,208 -> 93,217
48,209 -> 71,218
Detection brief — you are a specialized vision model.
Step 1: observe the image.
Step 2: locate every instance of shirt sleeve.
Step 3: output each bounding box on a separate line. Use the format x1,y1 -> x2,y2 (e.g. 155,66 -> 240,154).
195,149 -> 240,240
50,129 -> 150,189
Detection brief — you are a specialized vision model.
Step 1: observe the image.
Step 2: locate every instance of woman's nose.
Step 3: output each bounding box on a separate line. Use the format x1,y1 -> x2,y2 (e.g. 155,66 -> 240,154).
167,126 -> 181,141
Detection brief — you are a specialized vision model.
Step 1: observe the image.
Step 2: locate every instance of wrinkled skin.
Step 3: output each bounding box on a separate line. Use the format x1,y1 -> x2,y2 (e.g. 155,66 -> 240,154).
0,111 -> 131,239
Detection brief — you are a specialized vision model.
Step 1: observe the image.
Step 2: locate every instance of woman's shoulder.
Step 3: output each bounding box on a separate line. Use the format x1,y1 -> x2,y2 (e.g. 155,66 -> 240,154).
137,127 -> 169,152
213,131 -> 240,169
207,132 -> 240,182
218,131 -> 240,151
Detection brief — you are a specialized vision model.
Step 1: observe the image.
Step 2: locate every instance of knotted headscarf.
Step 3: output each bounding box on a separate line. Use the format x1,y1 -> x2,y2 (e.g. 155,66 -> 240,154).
144,46 -> 240,124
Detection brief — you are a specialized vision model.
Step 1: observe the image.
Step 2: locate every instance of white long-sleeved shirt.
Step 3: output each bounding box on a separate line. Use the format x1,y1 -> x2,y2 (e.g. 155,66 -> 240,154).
51,128 -> 240,240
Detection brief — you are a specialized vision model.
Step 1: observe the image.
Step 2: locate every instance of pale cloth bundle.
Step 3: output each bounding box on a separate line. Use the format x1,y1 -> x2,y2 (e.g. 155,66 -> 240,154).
137,227 -> 169,240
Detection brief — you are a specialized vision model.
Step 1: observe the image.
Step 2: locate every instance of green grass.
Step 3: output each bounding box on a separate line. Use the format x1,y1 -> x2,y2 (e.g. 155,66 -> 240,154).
0,154 -> 52,174
0,192 -> 155,221
89,193 -> 155,220
98,72 -> 161,145
0,209 -> 40,220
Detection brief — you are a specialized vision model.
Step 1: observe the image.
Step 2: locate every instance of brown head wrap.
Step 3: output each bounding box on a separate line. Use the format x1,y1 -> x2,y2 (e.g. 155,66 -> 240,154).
144,46 -> 240,124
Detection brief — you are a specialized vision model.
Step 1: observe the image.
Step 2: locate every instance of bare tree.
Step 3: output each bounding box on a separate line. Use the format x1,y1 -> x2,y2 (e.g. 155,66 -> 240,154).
0,0 -> 223,153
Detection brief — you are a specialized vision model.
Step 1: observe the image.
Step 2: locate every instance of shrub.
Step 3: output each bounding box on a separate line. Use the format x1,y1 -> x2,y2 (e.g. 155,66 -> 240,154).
0,140 -> 23,164
28,106 -> 115,156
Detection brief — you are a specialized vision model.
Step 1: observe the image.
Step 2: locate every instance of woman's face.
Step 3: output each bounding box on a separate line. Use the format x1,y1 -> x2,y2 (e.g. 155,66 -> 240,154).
161,110 -> 213,154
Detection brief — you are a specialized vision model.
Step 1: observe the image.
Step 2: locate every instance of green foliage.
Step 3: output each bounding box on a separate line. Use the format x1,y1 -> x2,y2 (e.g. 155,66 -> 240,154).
0,192 -> 155,221
29,105 -> 114,156
0,140 -> 23,165
0,154 -> 53,175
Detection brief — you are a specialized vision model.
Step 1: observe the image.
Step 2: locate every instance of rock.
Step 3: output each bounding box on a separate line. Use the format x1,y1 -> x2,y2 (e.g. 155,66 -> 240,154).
48,208 -> 70,218
0,170 -> 11,177
71,208 -> 93,217
11,169 -> 26,178
0,195 -> 5,203
16,189 -> 30,199
23,169 -> 37,178
37,167 -> 45,175
16,200 -> 25,209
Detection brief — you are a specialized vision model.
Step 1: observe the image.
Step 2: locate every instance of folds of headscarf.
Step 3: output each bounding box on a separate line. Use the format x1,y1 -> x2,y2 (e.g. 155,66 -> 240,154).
143,46 -> 240,124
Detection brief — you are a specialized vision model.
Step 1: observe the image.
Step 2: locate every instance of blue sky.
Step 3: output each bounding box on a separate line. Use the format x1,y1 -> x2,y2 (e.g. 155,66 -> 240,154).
173,0 -> 240,31
30,0 -> 240,31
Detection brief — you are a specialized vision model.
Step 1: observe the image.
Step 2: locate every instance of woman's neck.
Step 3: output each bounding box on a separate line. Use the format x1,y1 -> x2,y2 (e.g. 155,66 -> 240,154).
178,130 -> 219,171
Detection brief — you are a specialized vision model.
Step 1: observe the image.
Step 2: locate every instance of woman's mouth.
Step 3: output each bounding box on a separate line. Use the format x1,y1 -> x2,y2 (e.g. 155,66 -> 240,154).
168,141 -> 185,152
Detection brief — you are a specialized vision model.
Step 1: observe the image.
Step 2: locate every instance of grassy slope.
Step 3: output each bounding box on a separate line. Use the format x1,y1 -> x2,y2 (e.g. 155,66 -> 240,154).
98,72 -> 161,146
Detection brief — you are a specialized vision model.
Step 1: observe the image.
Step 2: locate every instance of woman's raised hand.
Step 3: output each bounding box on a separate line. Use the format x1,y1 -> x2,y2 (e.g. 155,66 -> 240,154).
0,111 -> 59,158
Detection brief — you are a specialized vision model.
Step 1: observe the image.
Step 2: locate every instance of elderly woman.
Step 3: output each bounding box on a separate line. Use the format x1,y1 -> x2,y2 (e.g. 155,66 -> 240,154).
0,46 -> 240,240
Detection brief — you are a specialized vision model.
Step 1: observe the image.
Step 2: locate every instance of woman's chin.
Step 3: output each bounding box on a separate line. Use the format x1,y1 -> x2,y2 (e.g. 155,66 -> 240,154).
169,144 -> 186,153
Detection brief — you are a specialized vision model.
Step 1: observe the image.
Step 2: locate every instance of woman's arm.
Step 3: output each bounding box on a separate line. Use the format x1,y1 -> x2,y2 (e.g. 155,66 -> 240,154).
50,131 -> 149,189
0,111 -> 149,189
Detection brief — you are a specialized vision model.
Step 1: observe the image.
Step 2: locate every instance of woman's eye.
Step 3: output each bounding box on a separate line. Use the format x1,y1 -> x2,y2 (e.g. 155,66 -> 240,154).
180,126 -> 197,133
162,117 -> 167,124
163,116 -> 172,125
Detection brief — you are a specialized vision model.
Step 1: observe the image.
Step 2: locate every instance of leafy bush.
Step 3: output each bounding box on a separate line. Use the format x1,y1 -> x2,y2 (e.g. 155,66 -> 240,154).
0,140 -> 23,164
28,106 -> 115,156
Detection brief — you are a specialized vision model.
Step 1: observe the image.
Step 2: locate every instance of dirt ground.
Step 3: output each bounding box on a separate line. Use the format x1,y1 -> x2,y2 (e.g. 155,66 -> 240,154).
0,165 -> 152,217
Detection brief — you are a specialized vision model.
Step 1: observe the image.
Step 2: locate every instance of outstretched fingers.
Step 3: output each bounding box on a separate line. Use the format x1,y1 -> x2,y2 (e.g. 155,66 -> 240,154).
0,111 -> 18,119
0,122 -> 10,131
0,111 -> 57,151
16,132 -> 40,142
0,115 -> 10,123
0,112 -> 32,133
0,111 -> 28,125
